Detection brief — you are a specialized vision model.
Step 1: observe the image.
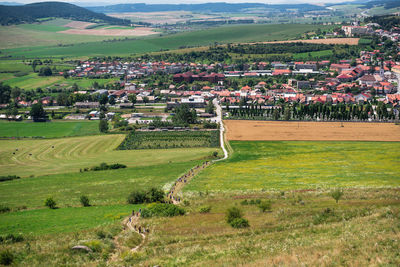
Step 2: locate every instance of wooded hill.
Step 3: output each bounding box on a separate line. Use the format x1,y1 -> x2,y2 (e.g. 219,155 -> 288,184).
0,2 -> 129,25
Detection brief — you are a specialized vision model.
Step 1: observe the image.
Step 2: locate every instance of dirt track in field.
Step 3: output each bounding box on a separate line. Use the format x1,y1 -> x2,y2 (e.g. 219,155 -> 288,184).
250,38 -> 360,45
225,120 -> 400,142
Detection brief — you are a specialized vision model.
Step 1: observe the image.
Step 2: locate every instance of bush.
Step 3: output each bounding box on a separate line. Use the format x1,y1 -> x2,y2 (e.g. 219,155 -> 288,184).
0,250 -> 14,265
229,218 -> 250,228
258,201 -> 272,212
0,205 -> 10,213
0,175 -> 20,182
141,203 -> 185,218
226,207 -> 243,224
199,206 -> 212,213
80,195 -> 90,207
45,197 -> 57,209
0,234 -> 23,244
87,162 -> 127,172
127,188 -> 164,204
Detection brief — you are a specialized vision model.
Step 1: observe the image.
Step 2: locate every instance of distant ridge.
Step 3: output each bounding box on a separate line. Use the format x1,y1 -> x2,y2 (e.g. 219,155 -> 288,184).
87,2 -> 326,13
0,1 -> 130,25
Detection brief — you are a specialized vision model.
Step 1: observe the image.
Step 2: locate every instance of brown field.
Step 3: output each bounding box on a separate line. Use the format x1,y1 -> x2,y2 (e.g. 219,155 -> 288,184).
225,120 -> 400,141
64,21 -> 95,29
58,27 -> 158,37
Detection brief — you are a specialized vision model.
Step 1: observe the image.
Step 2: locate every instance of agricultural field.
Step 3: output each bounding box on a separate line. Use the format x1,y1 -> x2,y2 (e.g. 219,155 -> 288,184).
0,18 -> 157,49
184,141 -> 400,192
0,120 -> 100,138
224,120 -> 400,142
0,134 -> 219,177
2,24 -> 329,58
118,130 -> 220,150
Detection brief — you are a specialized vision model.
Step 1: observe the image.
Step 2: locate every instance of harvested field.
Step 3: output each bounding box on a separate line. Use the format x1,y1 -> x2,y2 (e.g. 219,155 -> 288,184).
59,27 -> 157,36
225,120 -> 400,141
64,21 -> 95,29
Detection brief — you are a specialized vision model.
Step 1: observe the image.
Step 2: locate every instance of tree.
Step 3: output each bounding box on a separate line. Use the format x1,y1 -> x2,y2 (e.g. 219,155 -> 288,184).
331,189 -> 344,204
10,87 -> 21,100
80,195 -> 90,207
99,94 -> 108,105
205,100 -> 215,114
0,83 -> 11,104
5,103 -> 18,119
143,96 -> 149,105
99,119 -> 108,133
172,104 -> 197,125
38,67 -> 52,76
30,102 -> 46,121
108,96 -> 116,105
128,94 -> 136,104
45,197 -> 57,209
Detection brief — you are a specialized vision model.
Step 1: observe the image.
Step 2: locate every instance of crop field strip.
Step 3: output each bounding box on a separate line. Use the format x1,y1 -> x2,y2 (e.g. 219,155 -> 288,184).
224,120 -> 400,142
118,130 -> 220,150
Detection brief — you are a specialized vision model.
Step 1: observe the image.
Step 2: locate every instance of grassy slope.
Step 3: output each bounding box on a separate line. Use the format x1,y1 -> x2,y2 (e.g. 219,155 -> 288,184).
0,121 -> 100,138
185,141 -> 400,192
3,24 -> 328,58
0,134 -> 218,177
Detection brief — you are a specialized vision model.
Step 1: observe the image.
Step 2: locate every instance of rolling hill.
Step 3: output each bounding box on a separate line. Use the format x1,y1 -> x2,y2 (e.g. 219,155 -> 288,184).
0,1 -> 129,25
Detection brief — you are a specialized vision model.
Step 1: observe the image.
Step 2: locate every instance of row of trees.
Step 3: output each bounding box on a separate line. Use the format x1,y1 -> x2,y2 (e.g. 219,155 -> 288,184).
227,102 -> 399,122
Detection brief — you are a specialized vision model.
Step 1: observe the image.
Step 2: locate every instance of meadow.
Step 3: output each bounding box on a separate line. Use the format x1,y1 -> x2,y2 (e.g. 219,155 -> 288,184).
0,134 -> 218,177
0,120 -> 100,138
184,141 -> 400,192
2,24 -> 329,58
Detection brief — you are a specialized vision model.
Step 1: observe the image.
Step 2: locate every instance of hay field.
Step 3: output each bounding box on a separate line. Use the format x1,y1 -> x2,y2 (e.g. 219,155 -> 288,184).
225,120 -> 400,142
0,134 -> 218,177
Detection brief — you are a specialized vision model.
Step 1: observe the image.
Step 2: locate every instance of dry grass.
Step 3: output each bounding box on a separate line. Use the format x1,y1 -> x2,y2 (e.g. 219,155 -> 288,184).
225,120 -> 400,141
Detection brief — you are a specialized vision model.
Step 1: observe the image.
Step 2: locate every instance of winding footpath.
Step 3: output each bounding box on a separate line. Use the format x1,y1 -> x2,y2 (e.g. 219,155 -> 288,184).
109,97 -> 229,261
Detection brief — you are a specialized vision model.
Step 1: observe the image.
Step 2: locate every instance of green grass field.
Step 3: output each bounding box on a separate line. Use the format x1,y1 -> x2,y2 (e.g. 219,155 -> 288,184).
184,141 -> 400,192
0,134 -> 218,177
2,24 -> 329,58
0,204 -> 141,235
0,121 -> 100,138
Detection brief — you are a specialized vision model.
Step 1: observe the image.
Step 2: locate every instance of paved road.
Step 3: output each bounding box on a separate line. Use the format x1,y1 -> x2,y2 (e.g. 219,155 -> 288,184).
213,98 -> 228,161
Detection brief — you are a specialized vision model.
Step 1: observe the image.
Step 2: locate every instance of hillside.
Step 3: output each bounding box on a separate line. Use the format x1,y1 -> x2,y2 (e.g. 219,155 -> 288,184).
0,1 -> 129,25
88,2 -> 326,13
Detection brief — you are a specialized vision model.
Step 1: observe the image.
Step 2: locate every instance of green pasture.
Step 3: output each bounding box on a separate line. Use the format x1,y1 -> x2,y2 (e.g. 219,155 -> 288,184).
0,134 -> 218,177
185,141 -> 400,192
2,72 -> 64,90
0,120 -> 100,138
3,24 -> 329,58
0,204 -> 141,235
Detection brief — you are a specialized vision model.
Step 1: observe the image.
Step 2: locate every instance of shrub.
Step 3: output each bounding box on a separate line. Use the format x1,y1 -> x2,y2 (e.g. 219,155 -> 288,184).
0,234 -> 23,244
80,195 -> 90,207
199,206 -> 212,213
230,218 -> 250,228
88,163 -> 127,172
258,201 -> 272,212
0,175 -> 20,182
0,250 -> 13,265
127,188 -> 164,204
226,207 -> 243,224
44,197 -> 57,209
331,189 -> 344,204
141,203 -> 185,218
0,205 -> 10,213
240,200 -> 249,205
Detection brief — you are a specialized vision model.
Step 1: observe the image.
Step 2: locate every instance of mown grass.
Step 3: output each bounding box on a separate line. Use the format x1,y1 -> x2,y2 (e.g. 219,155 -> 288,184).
0,121 -> 100,138
3,24 -> 329,58
0,204 -> 141,235
0,134 -> 219,177
184,141 -> 400,192
2,72 -> 64,90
